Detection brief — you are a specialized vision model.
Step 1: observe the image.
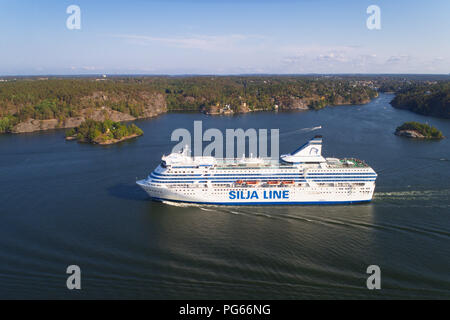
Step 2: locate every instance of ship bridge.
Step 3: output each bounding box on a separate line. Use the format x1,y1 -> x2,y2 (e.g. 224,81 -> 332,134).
161,146 -> 216,168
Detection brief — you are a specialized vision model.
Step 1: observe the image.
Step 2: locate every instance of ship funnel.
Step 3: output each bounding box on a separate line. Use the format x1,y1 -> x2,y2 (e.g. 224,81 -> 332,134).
290,135 -> 322,157
280,136 -> 325,163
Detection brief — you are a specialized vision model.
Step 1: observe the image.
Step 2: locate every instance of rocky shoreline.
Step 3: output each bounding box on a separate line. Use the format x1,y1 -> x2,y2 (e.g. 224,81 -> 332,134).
66,132 -> 141,145
395,129 -> 444,140
7,93 -> 374,134
10,93 -> 166,134
395,130 -> 429,139
200,96 -> 373,116
97,133 -> 141,145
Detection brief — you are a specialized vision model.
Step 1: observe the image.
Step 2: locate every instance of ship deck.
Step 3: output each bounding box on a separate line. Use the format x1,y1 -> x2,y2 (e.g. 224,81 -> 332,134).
207,158 -> 369,169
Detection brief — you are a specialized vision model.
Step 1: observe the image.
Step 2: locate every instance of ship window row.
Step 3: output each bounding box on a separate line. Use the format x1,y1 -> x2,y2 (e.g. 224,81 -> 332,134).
306,172 -> 374,175
153,173 -> 203,177
152,175 -> 309,179
153,172 -> 302,177
151,177 -> 375,182
155,172 -> 373,177
152,173 -> 376,179
151,180 -> 375,185
152,174 -> 376,180
149,178 -> 375,184
308,169 -> 368,172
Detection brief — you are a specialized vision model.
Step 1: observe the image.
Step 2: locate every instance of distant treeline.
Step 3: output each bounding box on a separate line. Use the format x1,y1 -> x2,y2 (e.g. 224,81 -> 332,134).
0,78 -> 159,121
390,82 -> 450,118
1,75 -> 448,133
0,76 -> 379,133
161,76 -> 378,111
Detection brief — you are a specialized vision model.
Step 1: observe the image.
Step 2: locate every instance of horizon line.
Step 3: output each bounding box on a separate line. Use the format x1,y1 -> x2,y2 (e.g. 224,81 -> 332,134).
1,73 -> 449,78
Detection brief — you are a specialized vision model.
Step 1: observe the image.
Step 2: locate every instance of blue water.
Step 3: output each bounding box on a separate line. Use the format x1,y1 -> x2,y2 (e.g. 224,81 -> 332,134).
0,93 -> 449,299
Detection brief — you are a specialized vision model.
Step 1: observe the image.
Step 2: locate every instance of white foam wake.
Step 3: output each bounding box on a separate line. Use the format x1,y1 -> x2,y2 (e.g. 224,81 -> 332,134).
161,200 -> 195,207
280,126 -> 322,137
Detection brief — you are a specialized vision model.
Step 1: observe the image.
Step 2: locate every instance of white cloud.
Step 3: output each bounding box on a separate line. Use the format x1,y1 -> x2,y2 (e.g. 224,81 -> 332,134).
99,35 -> 450,74
113,33 -> 264,51
81,66 -> 100,71
385,55 -> 411,64
276,44 -> 448,73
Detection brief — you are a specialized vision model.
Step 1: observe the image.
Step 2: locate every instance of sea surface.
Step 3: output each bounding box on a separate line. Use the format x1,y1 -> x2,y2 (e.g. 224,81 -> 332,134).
0,93 -> 449,299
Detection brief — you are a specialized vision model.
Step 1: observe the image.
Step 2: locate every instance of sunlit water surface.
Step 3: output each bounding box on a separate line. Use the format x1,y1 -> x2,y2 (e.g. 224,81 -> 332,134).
0,94 -> 449,299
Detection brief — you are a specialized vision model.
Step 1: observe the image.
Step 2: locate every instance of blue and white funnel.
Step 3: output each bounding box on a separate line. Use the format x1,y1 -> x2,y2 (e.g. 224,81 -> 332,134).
280,135 -> 326,163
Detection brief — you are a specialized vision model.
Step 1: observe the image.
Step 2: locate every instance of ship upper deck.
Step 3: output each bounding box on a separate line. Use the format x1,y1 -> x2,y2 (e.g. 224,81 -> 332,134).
162,156 -> 369,170
161,136 -> 370,171
212,158 -> 368,169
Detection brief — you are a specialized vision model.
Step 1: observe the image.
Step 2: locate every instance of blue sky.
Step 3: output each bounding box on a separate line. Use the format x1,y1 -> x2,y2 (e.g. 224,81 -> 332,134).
0,0 -> 449,75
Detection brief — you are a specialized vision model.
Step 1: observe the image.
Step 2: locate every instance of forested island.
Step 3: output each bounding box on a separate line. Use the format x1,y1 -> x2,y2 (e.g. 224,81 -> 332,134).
390,82 -> 449,119
66,119 -> 143,145
395,121 -> 444,139
0,75 -> 448,135
0,76 -> 378,134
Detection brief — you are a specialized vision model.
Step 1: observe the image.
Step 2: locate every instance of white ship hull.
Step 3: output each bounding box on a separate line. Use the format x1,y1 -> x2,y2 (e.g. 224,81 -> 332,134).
137,181 -> 375,205
137,136 -> 377,206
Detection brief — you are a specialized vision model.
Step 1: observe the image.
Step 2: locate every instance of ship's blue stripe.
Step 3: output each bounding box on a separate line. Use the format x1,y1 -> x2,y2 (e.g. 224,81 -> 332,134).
150,178 -> 376,183
171,166 -> 198,168
148,179 -> 375,184
152,172 -> 306,177
151,172 -> 375,177
307,173 -> 375,176
150,173 -> 376,179
149,180 -> 304,184
149,197 -> 371,206
149,175 -> 376,182
151,176 -> 377,180
151,174 -> 310,180
150,175 -> 376,180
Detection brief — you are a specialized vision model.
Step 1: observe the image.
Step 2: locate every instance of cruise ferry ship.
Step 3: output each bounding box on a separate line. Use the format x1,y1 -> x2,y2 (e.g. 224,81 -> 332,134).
136,136 -> 377,205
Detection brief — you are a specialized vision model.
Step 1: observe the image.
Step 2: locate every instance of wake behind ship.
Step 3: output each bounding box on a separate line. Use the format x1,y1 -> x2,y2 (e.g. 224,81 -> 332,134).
136,136 -> 377,205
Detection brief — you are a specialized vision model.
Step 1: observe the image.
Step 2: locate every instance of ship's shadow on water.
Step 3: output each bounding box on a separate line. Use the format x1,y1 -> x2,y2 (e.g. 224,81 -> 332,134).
107,183 -> 149,201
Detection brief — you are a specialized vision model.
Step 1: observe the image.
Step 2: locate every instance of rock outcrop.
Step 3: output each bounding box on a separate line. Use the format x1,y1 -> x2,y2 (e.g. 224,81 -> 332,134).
285,97 -> 310,110
140,93 -> 167,118
395,130 -> 427,139
11,93 -> 166,134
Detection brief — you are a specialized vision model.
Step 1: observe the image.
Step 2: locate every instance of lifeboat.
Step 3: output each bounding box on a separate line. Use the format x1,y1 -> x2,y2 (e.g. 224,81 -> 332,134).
267,180 -> 279,185
281,180 -> 294,185
235,180 -> 244,184
246,180 -> 259,185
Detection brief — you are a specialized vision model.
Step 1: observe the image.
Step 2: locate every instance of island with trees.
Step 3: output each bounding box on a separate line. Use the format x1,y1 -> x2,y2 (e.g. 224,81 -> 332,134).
390,82 -> 449,119
65,119 -> 143,145
395,121 -> 444,139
